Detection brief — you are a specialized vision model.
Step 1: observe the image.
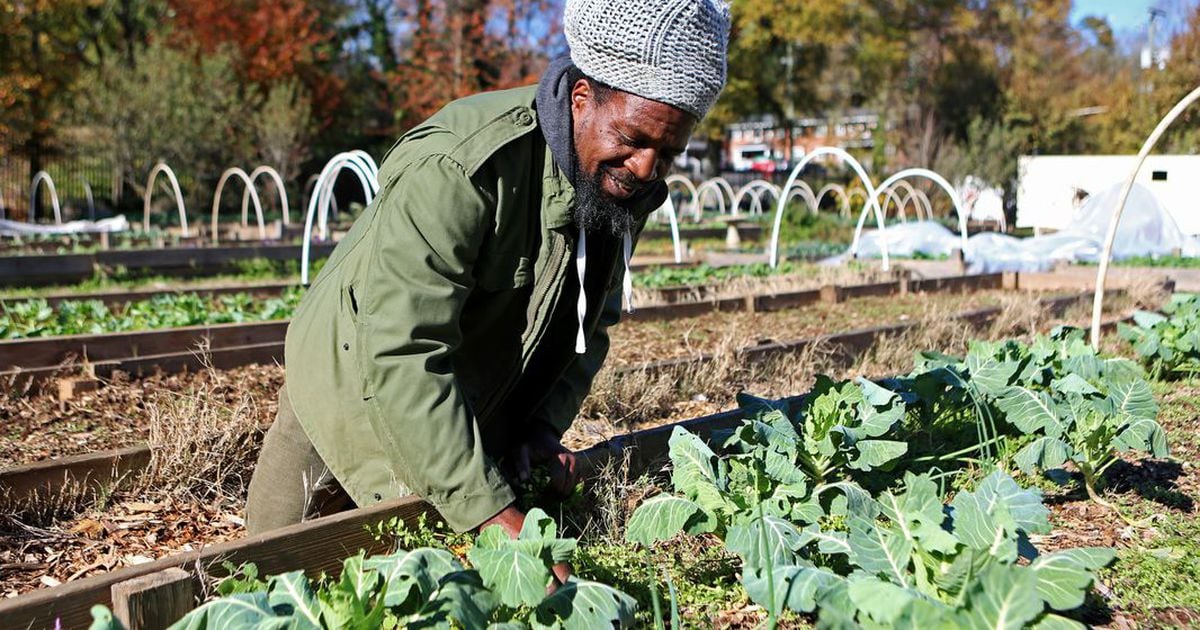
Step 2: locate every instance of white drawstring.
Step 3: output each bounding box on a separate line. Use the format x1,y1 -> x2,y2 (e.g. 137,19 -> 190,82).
575,225 -> 588,354
575,226 -> 636,355
622,229 -> 634,313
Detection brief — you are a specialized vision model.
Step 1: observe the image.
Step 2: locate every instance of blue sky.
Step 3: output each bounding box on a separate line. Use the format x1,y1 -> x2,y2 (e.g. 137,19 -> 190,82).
1071,0 -> 1196,34
1073,0 -> 1160,31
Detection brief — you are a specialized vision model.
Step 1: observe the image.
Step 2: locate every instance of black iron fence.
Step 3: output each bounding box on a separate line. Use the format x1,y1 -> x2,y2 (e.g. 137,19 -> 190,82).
0,155 -> 121,222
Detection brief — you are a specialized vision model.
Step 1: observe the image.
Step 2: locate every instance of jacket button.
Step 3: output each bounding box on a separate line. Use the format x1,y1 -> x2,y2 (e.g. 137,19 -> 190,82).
513,110 -> 533,126
343,343 -> 350,351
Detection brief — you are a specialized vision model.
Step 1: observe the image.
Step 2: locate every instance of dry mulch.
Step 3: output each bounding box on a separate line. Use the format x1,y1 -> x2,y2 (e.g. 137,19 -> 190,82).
609,290 -> 1006,366
1,495 -> 243,598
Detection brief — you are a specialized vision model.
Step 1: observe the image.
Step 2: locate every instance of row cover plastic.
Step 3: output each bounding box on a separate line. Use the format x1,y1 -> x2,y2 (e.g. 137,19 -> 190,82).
849,183 -> 1200,272
0,215 -> 130,238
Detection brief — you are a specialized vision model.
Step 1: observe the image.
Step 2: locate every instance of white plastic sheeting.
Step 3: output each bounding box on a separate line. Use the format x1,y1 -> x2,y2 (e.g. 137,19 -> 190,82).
852,221 -> 960,260
850,183 -> 1200,272
0,215 -> 129,237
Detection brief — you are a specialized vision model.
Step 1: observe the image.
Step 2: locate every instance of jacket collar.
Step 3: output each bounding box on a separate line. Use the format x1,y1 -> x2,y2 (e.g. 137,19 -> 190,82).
541,139 -> 577,231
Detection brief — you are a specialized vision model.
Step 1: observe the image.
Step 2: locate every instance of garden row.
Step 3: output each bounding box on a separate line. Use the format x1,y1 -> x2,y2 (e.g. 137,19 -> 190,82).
0,271 -> 1004,389
0,261 -> 888,338
0,243 -> 336,288
0,283 -> 1113,600
0,285 -> 1052,504
0,216 -> 762,288
0,285 -> 1139,613
2,294 -> 1189,628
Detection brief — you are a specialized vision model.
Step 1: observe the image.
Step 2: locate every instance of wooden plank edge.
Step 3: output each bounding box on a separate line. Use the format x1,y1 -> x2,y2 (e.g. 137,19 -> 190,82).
0,341 -> 285,392
0,446 -> 152,503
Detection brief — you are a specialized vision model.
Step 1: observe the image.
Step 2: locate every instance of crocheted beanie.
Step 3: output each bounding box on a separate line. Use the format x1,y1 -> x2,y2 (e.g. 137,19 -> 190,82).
563,0 -> 730,119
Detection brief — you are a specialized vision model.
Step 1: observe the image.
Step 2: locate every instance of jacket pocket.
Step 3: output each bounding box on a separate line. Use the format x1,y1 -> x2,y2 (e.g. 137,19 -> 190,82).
341,283 -> 370,400
476,255 -> 534,291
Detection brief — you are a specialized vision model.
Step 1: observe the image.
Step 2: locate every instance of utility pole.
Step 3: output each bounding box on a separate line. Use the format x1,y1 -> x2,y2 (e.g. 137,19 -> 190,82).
1142,7 -> 1167,71
782,42 -> 796,169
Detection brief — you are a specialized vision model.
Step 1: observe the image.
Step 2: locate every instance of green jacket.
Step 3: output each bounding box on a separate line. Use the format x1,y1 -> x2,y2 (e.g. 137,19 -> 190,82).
284,85 -> 663,531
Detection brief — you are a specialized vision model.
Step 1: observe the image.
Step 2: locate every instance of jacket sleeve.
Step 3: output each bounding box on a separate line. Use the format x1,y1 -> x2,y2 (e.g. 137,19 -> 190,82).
356,153 -> 514,532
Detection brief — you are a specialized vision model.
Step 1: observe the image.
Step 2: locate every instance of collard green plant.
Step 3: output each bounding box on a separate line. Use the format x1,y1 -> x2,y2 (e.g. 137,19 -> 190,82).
624,377 -> 907,547
996,367 -> 1167,500
87,509 -> 635,630
1119,293 -> 1200,378
903,326 -> 1167,502
779,471 -> 1112,628
624,415 -> 1115,629
789,377 -> 909,482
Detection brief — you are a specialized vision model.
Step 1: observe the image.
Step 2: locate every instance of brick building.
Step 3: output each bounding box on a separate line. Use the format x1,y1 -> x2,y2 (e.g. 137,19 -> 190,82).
725,110 -> 880,172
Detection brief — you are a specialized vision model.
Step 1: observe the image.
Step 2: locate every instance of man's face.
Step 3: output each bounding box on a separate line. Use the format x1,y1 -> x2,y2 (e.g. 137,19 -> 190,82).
570,79 -> 696,234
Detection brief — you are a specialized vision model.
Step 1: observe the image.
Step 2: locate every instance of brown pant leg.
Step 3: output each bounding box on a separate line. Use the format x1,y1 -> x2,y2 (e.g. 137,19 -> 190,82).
245,384 -> 355,535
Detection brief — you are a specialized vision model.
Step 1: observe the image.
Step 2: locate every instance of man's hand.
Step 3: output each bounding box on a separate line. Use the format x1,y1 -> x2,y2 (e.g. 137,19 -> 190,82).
478,504 -> 526,539
478,504 -> 573,589
513,424 -> 578,497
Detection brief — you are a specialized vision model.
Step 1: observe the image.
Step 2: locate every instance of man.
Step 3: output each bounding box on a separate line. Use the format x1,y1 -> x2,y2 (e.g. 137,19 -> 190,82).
245,0 -> 730,543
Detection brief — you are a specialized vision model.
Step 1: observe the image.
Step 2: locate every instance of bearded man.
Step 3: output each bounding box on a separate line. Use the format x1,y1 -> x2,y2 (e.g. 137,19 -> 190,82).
246,0 -> 730,549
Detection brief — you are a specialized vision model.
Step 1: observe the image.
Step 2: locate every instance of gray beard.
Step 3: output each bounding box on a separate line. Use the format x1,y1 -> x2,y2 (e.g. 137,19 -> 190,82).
572,164 -> 633,237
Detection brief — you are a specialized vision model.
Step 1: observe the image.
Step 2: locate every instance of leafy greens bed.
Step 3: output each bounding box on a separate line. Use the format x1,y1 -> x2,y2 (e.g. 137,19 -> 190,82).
1119,293 -> 1200,379
625,326 -> 1167,627
633,261 -> 834,289
88,509 -> 635,630
0,288 -> 305,339
82,327 -> 1168,628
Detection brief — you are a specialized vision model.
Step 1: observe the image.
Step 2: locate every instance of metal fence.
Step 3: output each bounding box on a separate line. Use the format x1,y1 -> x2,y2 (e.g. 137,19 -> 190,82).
0,155 -> 120,222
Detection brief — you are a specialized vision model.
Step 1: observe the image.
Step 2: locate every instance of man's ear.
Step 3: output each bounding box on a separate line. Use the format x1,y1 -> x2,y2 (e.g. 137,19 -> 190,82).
570,78 -> 592,117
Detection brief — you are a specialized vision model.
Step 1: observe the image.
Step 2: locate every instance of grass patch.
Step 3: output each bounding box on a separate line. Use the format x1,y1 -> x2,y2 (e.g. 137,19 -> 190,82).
1106,511 -> 1200,618
1101,379 -> 1200,621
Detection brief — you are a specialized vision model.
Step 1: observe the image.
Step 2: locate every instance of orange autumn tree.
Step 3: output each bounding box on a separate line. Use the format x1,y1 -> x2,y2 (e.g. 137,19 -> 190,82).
167,0 -> 342,123
389,0 -> 562,129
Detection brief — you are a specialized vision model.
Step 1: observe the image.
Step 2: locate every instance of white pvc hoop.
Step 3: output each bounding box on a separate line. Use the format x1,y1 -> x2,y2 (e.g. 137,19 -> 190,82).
880,187 -> 907,222
244,165 -> 291,227
846,187 -> 869,219
664,174 -> 700,222
311,153 -> 378,243
143,162 -> 189,236
79,176 -> 96,221
733,179 -> 780,217
301,174 -> 339,225
784,180 -> 818,215
816,183 -> 851,216
302,152 -> 380,284
658,196 -> 684,263
349,149 -> 380,179
211,167 -> 265,245
773,147 -> 889,270
1091,84 -> 1200,349
316,156 -> 376,239
908,188 -> 933,221
871,169 -> 970,256
696,177 -> 735,217
29,171 -> 62,225
886,180 -> 923,221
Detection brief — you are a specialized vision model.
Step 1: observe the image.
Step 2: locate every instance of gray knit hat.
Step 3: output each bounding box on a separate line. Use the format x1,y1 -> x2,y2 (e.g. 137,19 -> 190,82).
564,0 -> 730,119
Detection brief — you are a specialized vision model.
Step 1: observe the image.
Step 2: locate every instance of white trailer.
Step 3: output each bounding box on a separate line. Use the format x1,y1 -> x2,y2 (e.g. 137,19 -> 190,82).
1017,155 -> 1200,235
